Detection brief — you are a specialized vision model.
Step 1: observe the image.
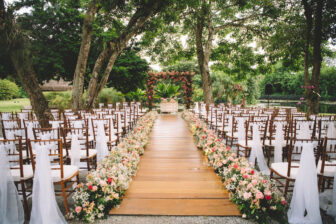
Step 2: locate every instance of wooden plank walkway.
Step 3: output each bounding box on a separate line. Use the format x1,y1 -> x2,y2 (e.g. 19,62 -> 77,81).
110,114 -> 240,216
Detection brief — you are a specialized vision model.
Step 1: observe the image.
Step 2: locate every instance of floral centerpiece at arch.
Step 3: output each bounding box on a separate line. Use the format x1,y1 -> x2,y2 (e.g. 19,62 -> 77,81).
146,71 -> 194,110
155,82 -> 179,113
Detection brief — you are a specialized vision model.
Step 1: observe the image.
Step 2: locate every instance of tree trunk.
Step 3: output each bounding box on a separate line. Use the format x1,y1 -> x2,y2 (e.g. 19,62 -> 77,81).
85,49 -> 119,109
310,0 -> 323,114
302,0 -> 313,116
10,49 -> 53,127
84,2 -> 160,109
71,0 -> 98,110
195,3 -> 213,104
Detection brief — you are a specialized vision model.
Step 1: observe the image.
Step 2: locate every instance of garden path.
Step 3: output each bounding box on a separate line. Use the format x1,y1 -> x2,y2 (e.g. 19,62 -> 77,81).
110,114 -> 240,216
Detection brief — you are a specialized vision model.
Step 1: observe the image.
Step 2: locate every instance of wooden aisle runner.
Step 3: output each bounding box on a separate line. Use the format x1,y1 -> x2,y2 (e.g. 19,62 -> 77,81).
110,114 -> 240,216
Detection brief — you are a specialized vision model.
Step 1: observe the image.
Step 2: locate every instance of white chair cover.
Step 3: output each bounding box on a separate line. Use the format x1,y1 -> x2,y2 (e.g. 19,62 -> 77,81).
274,122 -> 285,163
0,146 -> 24,224
237,118 -> 245,143
87,117 -> 94,138
95,121 -> 109,162
70,135 -> 81,167
249,124 -> 270,174
297,122 -> 311,139
327,122 -> 336,138
26,122 -> 35,140
50,121 -> 62,129
287,143 -> 322,224
30,145 -> 66,224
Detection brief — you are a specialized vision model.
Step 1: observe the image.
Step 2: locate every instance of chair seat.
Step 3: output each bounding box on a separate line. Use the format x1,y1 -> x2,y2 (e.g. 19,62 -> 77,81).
263,139 -> 287,148
317,160 -> 336,177
271,162 -> 300,179
80,149 -> 97,159
51,165 -> 79,182
237,140 -> 254,148
11,165 -> 34,181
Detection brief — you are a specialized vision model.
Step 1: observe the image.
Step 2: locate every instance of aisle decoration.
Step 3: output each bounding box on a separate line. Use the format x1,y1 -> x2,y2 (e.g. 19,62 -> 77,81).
69,111 -> 158,222
182,111 -> 287,224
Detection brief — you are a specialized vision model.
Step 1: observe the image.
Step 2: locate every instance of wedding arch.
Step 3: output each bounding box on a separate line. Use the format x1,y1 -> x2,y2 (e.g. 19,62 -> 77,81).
146,71 -> 195,110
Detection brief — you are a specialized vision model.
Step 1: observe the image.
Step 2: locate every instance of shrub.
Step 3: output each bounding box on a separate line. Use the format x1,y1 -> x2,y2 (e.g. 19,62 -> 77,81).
44,91 -> 72,110
97,88 -> 124,106
0,79 -> 20,100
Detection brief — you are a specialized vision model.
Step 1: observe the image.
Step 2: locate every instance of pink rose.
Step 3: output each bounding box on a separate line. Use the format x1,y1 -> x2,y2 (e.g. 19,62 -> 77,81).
256,191 -> 264,199
282,200 -> 287,205
92,186 -> 98,192
243,192 -> 252,200
251,179 -> 257,185
243,174 -> 249,179
75,206 -> 82,213
264,190 -> 272,196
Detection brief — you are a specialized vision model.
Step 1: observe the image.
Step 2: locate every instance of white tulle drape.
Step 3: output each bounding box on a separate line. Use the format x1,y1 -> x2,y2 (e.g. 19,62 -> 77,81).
288,143 -> 322,224
327,122 -> 336,138
237,118 -> 245,144
0,146 -> 24,224
95,122 -> 109,162
249,124 -> 270,174
274,122 -> 285,163
70,134 -> 81,167
30,145 -> 66,224
296,122 -> 312,139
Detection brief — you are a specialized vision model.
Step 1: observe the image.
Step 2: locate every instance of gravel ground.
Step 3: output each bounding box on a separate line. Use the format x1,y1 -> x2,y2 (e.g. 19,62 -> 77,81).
69,215 -> 258,224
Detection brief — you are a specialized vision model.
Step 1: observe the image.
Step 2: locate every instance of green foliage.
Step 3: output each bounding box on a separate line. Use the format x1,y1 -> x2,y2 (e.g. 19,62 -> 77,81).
15,0 -> 83,83
97,88 -> 124,105
246,76 -> 260,104
108,48 -> 149,93
192,86 -> 204,102
259,62 -> 336,100
44,91 -> 72,110
155,82 -> 180,99
211,71 -> 245,105
0,79 -> 20,100
125,88 -> 146,102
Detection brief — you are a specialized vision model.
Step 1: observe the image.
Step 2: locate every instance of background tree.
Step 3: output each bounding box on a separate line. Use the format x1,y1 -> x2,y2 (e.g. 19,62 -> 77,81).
0,0 -> 53,127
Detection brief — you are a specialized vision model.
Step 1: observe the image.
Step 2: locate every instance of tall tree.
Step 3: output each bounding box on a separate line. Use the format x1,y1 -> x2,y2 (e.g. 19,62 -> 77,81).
72,0 -> 98,110
83,0 -> 175,109
145,0 -> 277,104
0,0 -> 53,127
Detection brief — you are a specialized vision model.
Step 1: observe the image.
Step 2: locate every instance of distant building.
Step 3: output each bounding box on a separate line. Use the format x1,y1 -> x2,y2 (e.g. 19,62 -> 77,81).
40,78 -> 72,91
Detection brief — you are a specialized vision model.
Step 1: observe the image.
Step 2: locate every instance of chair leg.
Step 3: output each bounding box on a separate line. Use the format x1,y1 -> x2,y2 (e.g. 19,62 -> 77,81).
87,159 -> 91,171
284,179 -> 289,197
61,182 -> 69,214
20,180 -> 29,219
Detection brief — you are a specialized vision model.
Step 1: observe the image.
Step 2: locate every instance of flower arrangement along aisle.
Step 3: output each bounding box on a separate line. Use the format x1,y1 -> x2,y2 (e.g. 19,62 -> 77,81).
69,111 -> 158,222
182,111 -> 287,224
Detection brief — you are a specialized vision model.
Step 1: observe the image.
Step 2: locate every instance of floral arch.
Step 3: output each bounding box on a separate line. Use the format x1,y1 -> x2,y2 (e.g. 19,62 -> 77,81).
146,71 -> 195,110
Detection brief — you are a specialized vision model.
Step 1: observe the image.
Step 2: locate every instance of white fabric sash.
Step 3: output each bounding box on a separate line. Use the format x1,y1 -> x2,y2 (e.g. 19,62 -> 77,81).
249,124 -> 270,174
274,122 -> 285,163
95,122 -> 109,162
288,143 -> 322,224
70,135 -> 81,167
0,145 -> 24,224
30,144 -> 66,224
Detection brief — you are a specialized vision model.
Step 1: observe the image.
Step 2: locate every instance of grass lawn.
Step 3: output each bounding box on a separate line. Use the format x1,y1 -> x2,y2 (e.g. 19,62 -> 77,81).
0,98 -> 31,112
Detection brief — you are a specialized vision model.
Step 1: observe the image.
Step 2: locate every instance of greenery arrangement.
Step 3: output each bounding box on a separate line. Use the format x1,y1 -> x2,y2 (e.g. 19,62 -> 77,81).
69,111 -> 158,222
155,82 -> 180,99
182,111 -> 287,224
0,79 -> 20,100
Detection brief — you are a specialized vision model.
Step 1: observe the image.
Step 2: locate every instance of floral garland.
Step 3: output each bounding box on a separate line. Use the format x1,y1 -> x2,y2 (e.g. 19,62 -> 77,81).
69,111 -> 158,222
182,111 -> 287,224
